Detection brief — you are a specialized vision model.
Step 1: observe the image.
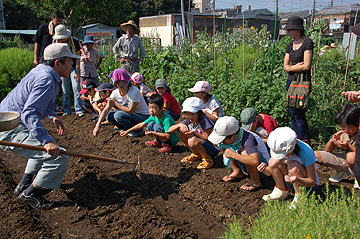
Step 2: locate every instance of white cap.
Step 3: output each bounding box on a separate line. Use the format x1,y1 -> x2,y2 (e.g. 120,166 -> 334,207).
267,127 -> 297,159
182,97 -> 205,113
208,116 -> 240,145
53,24 -> 71,40
43,43 -> 80,60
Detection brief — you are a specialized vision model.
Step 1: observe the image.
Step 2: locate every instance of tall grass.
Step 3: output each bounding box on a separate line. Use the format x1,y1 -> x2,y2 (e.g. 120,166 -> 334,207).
222,186 -> 360,239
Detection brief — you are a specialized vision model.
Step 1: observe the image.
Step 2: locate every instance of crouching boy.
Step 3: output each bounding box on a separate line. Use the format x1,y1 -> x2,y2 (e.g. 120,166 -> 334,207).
120,94 -> 179,152
208,116 -> 268,192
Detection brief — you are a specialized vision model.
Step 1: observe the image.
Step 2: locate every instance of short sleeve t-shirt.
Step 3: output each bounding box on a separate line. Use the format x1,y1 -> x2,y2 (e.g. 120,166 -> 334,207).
71,37 -> 81,68
110,86 -> 149,115
33,24 -> 53,62
80,47 -> 101,77
286,37 -> 313,82
258,113 -> 278,135
162,92 -> 181,115
245,129 -> 270,163
204,96 -> 224,117
89,92 -> 101,104
240,131 -> 258,155
144,112 -> 180,146
181,115 -> 214,135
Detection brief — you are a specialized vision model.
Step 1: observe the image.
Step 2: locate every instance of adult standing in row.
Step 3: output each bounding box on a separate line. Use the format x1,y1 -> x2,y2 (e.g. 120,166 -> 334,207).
33,10 -> 64,66
113,20 -> 146,74
53,25 -> 84,117
0,43 -> 80,210
283,16 -> 313,143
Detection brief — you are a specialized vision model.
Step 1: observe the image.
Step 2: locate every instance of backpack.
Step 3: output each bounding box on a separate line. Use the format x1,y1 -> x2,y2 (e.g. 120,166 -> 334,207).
285,72 -> 310,109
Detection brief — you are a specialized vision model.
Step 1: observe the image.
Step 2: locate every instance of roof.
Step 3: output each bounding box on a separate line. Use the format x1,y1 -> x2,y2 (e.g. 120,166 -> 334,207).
242,8 -> 274,17
279,10 -> 312,20
82,23 -> 101,29
86,32 -> 113,36
0,30 -> 36,35
316,4 -> 360,16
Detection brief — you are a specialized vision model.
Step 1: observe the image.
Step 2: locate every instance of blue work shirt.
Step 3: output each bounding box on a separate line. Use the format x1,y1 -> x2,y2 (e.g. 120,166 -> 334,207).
0,64 -> 61,145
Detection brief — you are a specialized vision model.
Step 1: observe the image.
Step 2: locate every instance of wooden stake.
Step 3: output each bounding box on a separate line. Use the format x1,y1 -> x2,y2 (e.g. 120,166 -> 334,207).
213,12 -> 217,81
344,8 -> 359,90
243,14 -> 245,79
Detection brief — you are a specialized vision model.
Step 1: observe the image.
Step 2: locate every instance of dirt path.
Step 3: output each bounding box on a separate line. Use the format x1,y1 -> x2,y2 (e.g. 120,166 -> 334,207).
0,115 -> 357,238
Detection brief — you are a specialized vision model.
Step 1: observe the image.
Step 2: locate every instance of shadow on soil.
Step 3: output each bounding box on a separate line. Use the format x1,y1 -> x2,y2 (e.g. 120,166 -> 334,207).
60,167 -> 199,210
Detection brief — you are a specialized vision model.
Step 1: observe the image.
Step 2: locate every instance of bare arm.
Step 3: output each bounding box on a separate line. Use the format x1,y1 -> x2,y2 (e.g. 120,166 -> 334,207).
121,122 -> 147,136
294,163 -> 317,187
224,149 -> 260,167
284,50 -> 313,72
34,42 -> 40,66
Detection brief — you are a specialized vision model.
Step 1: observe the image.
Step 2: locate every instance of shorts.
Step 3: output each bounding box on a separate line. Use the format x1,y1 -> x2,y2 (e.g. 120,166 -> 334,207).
202,140 -> 220,159
318,151 -> 354,175
223,151 -> 265,172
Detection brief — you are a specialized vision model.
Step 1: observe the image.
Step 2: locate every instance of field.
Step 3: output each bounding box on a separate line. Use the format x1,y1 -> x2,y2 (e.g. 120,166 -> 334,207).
0,114 -> 358,239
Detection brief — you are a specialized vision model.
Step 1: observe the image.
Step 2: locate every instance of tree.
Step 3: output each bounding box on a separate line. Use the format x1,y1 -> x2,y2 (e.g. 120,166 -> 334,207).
16,0 -> 135,32
3,0 -> 40,29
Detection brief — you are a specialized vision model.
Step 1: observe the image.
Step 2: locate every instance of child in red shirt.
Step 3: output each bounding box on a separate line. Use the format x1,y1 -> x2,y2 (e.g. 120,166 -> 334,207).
155,78 -> 181,121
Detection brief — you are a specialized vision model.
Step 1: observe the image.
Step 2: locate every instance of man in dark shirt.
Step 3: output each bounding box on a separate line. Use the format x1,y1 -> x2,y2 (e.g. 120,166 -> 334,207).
33,10 -> 64,66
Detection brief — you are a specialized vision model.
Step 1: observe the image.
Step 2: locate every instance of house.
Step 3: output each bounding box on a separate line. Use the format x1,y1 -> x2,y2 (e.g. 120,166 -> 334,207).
315,4 -> 360,40
79,23 -> 121,45
139,7 -> 279,47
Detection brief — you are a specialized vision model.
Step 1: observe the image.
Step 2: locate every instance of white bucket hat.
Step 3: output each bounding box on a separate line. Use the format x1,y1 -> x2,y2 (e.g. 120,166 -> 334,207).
53,24 -> 71,40
182,97 -> 205,113
267,127 -> 297,159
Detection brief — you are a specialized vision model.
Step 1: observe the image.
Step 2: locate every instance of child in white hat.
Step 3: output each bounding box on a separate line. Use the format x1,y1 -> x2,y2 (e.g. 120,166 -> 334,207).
188,81 -> 224,123
258,127 -> 319,209
168,97 -> 219,169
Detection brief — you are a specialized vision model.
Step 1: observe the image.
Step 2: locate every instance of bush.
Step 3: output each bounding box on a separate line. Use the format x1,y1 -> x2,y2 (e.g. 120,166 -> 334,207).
0,48 -> 33,100
222,186 -> 360,239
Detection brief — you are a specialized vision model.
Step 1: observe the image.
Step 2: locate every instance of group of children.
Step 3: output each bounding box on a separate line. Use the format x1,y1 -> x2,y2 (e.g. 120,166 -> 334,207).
78,66 -> 359,209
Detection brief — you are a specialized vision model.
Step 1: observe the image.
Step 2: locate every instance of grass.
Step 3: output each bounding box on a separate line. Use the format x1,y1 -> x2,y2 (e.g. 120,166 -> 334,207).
222,185 -> 360,239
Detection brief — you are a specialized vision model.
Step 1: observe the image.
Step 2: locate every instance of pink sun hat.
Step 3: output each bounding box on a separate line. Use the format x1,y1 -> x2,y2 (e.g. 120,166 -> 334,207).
131,72 -> 145,84
109,68 -> 131,85
188,81 -> 211,93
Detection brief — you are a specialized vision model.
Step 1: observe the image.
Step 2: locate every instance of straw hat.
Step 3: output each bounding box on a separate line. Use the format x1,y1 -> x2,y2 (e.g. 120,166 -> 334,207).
121,20 -> 140,35
330,43 -> 337,48
320,45 -> 330,53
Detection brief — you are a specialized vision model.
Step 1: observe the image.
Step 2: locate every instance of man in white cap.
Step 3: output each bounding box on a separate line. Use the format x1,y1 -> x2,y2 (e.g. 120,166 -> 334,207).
113,20 -> 146,73
0,43 -> 80,210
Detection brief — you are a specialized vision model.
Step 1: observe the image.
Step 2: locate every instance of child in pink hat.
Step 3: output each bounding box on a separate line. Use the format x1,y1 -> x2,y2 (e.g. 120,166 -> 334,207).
189,81 -> 224,123
130,72 -> 153,102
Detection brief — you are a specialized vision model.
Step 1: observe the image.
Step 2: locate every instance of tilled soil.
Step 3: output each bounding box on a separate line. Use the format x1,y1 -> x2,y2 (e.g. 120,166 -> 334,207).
0,114 -> 357,239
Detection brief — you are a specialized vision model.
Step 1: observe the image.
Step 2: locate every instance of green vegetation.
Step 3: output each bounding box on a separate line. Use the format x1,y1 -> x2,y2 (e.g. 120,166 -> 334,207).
0,48 -> 33,100
98,25 -> 359,149
222,187 -> 360,239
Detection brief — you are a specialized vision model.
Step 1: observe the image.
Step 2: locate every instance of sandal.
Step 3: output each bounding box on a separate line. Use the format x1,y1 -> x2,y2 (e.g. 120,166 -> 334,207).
159,143 -> 172,153
196,158 -> 214,170
181,153 -> 202,164
145,139 -> 161,148
240,183 -> 263,192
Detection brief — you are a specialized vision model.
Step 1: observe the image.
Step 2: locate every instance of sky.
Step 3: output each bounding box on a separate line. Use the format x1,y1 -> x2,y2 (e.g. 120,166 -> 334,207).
216,0 -> 360,13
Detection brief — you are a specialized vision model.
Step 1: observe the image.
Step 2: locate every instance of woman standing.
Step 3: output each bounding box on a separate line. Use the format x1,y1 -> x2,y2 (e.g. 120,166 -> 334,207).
283,16 -> 313,143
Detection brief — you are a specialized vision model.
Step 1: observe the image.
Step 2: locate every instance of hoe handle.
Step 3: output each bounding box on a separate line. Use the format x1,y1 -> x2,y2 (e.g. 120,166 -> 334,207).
0,140 -> 130,164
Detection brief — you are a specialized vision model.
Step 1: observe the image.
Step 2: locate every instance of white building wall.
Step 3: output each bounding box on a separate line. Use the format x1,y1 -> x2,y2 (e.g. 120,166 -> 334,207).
193,0 -> 212,13
139,15 -> 173,47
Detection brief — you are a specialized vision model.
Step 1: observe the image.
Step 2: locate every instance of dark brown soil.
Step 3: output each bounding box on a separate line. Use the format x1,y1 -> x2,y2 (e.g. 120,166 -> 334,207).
0,114 -> 357,238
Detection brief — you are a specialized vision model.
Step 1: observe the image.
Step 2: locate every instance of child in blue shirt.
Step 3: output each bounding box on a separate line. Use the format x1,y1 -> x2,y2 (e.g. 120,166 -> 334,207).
208,116 -> 267,192
258,127 -> 318,209
120,94 -> 179,152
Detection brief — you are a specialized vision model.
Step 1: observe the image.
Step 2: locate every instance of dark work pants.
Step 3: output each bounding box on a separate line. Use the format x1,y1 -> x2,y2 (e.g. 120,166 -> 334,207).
355,130 -> 360,183
289,108 -> 310,141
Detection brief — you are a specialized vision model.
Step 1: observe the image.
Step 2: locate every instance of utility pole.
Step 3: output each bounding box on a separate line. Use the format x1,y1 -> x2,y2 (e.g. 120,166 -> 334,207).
311,0 -> 316,25
180,0 -> 186,39
270,0 -> 278,82
330,0 -> 334,7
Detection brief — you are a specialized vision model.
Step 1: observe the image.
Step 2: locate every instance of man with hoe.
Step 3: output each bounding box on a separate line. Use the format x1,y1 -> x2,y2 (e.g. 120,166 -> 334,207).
0,43 -> 80,210
113,20 -> 146,73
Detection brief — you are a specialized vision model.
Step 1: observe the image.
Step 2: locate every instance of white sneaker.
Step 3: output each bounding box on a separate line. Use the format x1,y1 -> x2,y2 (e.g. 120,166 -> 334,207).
289,194 -> 299,210
329,170 -> 350,183
76,112 -> 85,117
354,179 -> 360,189
262,186 -> 289,201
